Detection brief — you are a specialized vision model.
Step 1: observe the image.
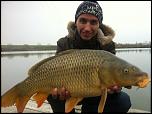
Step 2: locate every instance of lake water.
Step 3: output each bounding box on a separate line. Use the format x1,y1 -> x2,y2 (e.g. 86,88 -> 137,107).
1,48 -> 151,112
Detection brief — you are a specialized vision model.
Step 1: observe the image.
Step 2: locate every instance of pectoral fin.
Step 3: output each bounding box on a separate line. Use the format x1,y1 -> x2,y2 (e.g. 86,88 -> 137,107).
98,88 -> 107,113
65,97 -> 83,113
32,92 -> 48,108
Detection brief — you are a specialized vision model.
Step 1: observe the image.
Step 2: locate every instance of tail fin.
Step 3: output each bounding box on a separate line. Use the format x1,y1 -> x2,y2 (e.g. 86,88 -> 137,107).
1,85 -> 18,107
1,84 -> 31,113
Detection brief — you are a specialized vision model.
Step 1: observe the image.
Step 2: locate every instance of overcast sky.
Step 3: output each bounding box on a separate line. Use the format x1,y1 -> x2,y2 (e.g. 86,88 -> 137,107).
1,1 -> 151,45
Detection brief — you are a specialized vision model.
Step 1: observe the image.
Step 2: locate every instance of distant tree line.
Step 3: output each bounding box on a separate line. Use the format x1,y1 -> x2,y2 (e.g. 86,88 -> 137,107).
1,43 -> 151,52
115,42 -> 151,48
1,44 -> 57,51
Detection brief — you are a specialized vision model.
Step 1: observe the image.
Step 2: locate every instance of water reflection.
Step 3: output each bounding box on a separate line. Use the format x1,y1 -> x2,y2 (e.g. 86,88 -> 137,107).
116,48 -> 151,53
1,52 -> 55,58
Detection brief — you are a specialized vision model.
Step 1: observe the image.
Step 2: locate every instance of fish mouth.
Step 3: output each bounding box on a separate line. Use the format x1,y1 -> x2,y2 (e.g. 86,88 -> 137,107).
132,72 -> 150,88
124,72 -> 150,88
135,78 -> 150,88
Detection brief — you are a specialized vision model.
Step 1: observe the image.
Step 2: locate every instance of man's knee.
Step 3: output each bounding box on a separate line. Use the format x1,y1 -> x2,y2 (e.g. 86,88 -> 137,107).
119,92 -> 131,112
104,91 -> 131,112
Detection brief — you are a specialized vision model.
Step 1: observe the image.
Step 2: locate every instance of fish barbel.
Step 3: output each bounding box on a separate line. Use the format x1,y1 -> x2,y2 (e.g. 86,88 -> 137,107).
1,49 -> 150,113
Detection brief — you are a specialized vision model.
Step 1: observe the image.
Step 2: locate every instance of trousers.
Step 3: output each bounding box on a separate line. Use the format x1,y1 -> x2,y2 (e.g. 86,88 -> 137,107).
47,91 -> 131,112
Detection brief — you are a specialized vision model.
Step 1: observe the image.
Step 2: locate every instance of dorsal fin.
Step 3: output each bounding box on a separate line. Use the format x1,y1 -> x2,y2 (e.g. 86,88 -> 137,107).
28,56 -> 56,76
57,49 -> 79,55
28,49 -> 79,76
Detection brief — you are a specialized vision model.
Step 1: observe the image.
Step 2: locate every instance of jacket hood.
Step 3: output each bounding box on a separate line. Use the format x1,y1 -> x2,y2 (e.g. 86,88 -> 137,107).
66,21 -> 115,46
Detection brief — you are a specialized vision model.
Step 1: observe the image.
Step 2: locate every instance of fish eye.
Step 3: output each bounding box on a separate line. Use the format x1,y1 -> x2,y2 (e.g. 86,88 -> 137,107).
124,68 -> 129,73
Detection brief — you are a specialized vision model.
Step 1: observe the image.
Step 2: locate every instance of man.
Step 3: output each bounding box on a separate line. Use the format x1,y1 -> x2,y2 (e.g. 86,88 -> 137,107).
47,1 -> 131,112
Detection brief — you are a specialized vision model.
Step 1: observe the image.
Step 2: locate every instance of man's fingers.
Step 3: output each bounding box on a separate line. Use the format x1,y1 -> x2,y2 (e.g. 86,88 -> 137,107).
65,90 -> 71,99
52,88 -> 58,99
107,88 -> 114,94
59,87 -> 66,100
107,85 -> 122,94
114,86 -> 122,93
51,87 -> 71,100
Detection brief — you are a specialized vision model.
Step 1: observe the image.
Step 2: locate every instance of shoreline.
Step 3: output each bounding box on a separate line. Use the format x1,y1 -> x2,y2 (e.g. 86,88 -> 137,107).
1,44 -> 151,52
1,99 -> 150,113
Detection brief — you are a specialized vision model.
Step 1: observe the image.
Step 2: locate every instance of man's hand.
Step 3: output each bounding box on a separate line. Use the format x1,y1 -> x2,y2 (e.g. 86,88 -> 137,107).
51,85 -> 132,99
51,87 -> 71,100
107,85 -> 132,94
107,85 -> 122,94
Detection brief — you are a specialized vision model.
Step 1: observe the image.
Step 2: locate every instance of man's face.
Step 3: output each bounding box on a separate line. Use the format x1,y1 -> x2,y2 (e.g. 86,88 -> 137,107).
76,14 -> 99,40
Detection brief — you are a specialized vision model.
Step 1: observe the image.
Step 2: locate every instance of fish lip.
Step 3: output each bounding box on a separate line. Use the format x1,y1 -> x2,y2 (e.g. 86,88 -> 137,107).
132,72 -> 150,88
135,77 -> 150,88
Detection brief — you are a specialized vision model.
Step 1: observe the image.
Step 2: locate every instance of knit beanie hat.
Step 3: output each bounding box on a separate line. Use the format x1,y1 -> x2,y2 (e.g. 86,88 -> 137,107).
75,1 -> 103,24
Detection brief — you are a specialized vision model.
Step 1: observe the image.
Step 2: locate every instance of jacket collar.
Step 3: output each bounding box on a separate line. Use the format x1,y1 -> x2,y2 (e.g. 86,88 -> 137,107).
66,21 -> 115,46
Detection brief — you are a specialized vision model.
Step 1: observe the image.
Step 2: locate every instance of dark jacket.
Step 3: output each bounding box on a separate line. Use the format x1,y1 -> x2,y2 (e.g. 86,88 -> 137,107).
56,21 -> 116,54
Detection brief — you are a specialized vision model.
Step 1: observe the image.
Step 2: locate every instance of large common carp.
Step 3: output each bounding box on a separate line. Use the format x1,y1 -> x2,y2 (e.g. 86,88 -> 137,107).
1,49 -> 150,113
